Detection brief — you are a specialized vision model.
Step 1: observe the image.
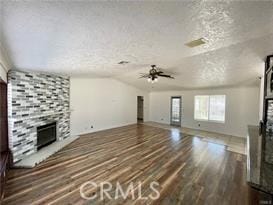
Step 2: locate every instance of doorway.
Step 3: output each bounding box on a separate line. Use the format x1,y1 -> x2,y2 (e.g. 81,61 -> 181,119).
0,79 -> 8,153
0,79 -> 8,205
137,96 -> 144,122
170,96 -> 182,126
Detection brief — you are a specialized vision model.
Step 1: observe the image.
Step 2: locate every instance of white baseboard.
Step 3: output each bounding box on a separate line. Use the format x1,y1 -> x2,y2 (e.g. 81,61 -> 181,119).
74,122 -> 136,136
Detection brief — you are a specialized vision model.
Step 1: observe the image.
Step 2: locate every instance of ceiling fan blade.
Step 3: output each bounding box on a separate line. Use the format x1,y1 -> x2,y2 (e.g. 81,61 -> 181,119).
157,67 -> 176,75
155,71 -> 163,75
158,74 -> 175,79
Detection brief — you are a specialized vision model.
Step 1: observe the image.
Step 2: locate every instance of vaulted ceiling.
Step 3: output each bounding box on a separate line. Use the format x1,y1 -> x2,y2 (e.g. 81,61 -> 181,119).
1,1 -> 273,91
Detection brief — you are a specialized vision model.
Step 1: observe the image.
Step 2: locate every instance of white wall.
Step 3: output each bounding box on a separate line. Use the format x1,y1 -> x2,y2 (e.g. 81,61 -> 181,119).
0,44 -> 11,82
0,64 -> 7,82
149,87 -> 260,138
70,78 -> 149,135
259,76 -> 264,121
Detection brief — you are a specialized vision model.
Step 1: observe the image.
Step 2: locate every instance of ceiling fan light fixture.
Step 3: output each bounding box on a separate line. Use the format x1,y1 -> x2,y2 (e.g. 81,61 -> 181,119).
141,65 -> 174,83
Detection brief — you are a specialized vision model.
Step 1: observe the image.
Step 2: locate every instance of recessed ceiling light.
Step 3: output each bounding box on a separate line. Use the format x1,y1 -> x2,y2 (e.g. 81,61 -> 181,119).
118,61 -> 129,65
185,38 -> 207,48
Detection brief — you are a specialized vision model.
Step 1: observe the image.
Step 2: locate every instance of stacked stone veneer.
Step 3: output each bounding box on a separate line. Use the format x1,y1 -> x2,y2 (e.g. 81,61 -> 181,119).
8,70 -> 70,163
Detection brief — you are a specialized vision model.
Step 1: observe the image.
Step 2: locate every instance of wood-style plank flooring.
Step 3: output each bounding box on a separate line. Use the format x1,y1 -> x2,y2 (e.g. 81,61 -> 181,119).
143,121 -> 246,154
3,124 -> 264,204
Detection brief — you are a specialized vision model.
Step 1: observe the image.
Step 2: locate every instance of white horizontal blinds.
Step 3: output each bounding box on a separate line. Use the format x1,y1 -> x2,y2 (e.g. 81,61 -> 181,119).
209,95 -> 225,122
194,95 -> 209,120
194,95 -> 226,122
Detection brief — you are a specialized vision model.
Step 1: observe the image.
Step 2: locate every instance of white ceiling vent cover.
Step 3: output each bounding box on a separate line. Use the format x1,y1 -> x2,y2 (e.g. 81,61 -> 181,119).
185,38 -> 207,48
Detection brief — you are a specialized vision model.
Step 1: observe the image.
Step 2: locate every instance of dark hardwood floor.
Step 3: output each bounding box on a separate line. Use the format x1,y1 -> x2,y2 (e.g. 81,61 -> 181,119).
2,124 -> 270,205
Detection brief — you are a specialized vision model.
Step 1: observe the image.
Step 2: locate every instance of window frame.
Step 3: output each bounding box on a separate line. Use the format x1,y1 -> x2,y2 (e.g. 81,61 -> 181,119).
194,95 -> 226,123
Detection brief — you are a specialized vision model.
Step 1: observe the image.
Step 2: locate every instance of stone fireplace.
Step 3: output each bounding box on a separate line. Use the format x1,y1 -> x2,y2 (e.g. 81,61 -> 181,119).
8,70 -> 70,163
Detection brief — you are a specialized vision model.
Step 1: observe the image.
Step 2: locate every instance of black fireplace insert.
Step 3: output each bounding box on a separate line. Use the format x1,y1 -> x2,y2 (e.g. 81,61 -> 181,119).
37,122 -> 57,150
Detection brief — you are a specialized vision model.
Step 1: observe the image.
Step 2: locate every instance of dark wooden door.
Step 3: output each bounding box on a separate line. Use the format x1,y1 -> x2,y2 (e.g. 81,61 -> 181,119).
0,80 -> 8,153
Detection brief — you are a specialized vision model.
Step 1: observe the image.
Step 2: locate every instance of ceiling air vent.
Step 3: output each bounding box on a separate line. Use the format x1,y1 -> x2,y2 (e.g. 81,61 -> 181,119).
185,38 -> 206,48
118,61 -> 129,65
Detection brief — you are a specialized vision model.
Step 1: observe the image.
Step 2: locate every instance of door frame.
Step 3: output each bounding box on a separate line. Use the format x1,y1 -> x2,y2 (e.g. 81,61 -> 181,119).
170,96 -> 182,127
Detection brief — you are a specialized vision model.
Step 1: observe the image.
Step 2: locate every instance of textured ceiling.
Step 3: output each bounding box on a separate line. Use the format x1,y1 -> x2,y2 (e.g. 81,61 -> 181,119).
1,1 -> 273,91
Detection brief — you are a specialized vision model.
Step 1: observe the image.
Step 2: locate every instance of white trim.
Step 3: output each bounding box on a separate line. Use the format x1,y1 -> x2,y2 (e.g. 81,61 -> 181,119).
75,122 -> 136,136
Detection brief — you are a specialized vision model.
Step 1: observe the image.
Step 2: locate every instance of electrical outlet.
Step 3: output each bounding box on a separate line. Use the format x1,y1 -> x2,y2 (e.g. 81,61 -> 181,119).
91,125 -> 93,129
198,123 -> 200,127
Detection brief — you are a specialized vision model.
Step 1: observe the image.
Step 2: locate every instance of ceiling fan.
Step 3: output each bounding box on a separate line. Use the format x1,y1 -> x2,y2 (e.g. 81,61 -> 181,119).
139,65 -> 174,83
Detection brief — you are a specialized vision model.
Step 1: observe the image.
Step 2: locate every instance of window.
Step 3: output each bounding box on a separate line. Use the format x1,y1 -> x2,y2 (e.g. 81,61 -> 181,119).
194,95 -> 209,120
194,95 -> 226,122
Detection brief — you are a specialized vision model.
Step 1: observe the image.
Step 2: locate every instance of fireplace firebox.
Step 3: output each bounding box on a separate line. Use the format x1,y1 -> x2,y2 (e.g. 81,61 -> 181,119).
37,122 -> 57,150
